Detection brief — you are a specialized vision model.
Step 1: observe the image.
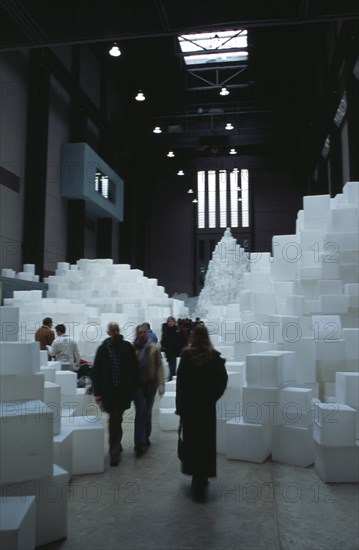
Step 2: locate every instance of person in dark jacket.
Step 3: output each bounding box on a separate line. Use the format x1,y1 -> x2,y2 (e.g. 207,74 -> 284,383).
93,322 -> 139,466
176,323 -> 228,501
160,316 -> 185,381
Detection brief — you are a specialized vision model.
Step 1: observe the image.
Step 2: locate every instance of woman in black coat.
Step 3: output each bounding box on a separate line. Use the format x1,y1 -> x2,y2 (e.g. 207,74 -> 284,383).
176,323 -> 228,501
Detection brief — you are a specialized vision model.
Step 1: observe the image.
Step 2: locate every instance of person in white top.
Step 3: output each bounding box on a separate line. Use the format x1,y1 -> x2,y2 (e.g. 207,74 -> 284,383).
48,323 -> 80,369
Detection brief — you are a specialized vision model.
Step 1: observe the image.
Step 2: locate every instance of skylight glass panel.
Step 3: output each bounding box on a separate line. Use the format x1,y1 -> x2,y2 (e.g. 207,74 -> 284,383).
179,29 -> 247,66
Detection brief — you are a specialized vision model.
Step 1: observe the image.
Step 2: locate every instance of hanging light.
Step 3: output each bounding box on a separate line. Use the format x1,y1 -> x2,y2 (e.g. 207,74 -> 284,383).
238,197 -> 242,201
109,43 -> 121,57
229,148 -> 237,155
167,151 -> 175,158
220,87 -> 229,96
187,188 -> 194,194
135,90 -> 145,101
153,126 -> 162,134
192,198 -> 198,203
177,170 -> 185,176
225,122 -> 234,130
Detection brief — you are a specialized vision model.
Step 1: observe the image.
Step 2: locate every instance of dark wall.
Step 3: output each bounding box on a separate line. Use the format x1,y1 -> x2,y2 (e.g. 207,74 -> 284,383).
250,166 -> 305,252
147,175 -> 194,296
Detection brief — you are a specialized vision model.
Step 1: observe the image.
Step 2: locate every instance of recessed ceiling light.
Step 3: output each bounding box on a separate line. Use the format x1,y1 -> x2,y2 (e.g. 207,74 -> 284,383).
229,148 -> 237,155
109,43 -> 121,57
225,122 -> 234,130
187,188 -> 194,194
153,126 -> 162,134
192,198 -> 198,203
167,151 -> 175,157
220,87 -> 229,96
177,170 -> 185,175
135,91 -> 145,101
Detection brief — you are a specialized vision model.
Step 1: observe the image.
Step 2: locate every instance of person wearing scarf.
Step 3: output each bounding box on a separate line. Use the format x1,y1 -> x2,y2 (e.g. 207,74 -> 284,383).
133,323 -> 165,456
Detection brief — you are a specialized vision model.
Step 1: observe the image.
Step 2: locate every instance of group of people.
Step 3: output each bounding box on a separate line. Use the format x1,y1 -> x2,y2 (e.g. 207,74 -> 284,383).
35,318 -> 91,382
35,315 -> 228,502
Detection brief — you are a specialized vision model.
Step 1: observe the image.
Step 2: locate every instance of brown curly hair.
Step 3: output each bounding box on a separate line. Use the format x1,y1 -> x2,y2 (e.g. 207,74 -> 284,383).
185,323 -> 215,366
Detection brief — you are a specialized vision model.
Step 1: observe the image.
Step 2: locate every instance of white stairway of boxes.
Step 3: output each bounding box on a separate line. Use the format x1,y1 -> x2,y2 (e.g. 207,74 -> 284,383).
0,180 -> 358,546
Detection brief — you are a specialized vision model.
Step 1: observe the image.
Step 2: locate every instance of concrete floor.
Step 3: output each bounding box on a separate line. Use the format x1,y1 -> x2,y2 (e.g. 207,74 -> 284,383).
39,396 -> 359,550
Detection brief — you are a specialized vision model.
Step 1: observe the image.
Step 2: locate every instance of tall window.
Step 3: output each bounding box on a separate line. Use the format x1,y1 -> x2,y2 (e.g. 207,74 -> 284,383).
198,171 -> 205,229
208,171 -> 216,228
219,170 -> 227,228
196,169 -> 249,229
241,169 -> 249,228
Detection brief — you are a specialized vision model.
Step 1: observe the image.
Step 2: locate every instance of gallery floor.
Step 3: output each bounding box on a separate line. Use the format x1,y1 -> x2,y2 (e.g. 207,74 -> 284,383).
39,395 -> 358,550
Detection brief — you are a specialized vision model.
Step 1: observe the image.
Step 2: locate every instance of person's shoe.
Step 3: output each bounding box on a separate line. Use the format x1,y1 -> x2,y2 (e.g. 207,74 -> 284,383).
134,445 -> 145,457
191,477 -> 207,502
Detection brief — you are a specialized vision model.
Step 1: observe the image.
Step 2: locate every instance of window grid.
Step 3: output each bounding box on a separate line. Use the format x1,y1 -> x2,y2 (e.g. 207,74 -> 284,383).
229,170 -> 239,228
197,171 -> 205,229
219,170 -> 227,228
196,169 -> 249,229
208,171 -> 216,228
241,169 -> 249,227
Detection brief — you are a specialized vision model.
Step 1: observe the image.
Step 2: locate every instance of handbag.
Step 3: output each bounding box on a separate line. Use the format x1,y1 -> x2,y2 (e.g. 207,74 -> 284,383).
177,421 -> 184,461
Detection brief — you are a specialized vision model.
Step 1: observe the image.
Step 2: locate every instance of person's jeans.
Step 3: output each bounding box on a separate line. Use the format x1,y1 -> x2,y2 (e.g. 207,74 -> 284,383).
108,404 -> 125,462
167,357 -> 177,381
134,390 -> 156,447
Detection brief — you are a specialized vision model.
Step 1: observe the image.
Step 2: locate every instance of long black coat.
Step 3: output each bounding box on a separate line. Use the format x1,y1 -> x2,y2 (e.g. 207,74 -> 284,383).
160,324 -> 185,359
176,349 -> 228,477
93,336 -> 139,412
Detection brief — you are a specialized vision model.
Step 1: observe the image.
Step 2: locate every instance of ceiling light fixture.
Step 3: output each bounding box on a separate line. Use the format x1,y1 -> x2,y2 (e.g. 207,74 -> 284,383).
177,170 -> 185,176
153,126 -> 162,134
229,148 -> 237,155
187,188 -> 194,194
220,87 -> 229,96
109,43 -> 121,57
135,90 -> 145,101
167,151 -> 175,158
192,198 -> 198,203
225,122 -> 234,130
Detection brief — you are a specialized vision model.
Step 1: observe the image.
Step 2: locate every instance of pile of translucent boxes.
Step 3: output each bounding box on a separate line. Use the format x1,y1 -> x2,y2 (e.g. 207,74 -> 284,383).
0,181 -> 358,547
0,264 -> 188,546
160,182 -> 359,483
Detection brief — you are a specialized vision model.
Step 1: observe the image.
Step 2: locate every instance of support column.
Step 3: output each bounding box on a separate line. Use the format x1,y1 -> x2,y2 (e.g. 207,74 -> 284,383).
346,55 -> 359,180
22,49 -> 50,278
96,218 -> 113,258
67,200 -> 86,264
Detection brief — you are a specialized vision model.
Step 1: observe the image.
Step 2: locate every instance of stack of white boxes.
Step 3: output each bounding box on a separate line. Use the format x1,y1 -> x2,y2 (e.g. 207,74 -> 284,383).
0,306 -> 104,547
197,181 -> 358,479
312,372 -> 359,482
0,317 -> 69,548
4,259 -> 189,361
2,182 -> 358,484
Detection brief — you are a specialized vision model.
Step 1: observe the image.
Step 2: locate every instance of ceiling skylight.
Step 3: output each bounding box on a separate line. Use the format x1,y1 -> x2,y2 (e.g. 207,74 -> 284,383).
178,29 -> 248,66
